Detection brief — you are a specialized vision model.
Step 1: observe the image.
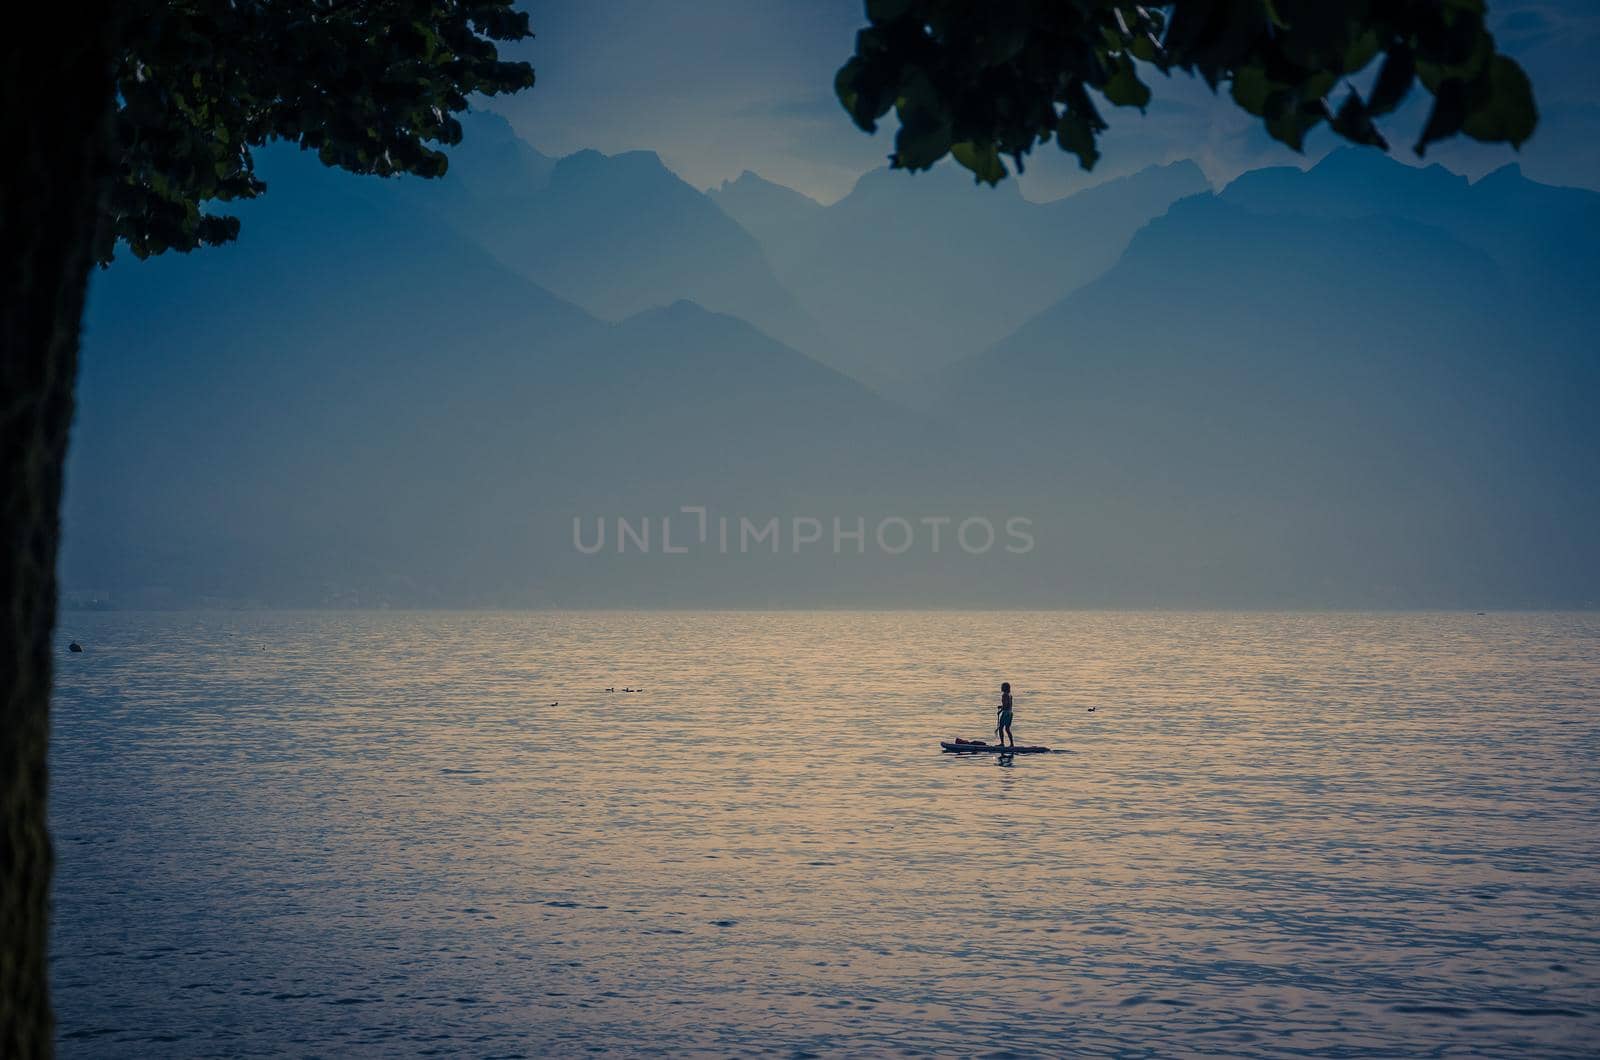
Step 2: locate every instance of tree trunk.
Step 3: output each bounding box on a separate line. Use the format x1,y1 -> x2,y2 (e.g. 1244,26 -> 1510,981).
1,17 -> 118,1057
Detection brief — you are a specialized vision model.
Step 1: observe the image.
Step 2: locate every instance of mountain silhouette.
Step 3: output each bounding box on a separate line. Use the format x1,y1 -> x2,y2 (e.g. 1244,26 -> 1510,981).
731,159 -> 1209,383
62,135 -> 1600,608
65,146 -> 966,607
709,170 -> 826,249
404,113 -> 835,363
930,154 -> 1600,606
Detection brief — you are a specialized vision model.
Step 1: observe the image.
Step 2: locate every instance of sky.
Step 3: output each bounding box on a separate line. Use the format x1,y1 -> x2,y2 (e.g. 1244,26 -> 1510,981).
494,0 -> 1600,203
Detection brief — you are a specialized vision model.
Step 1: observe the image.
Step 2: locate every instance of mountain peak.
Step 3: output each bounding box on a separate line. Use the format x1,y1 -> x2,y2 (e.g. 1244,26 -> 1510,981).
709,170 -> 827,251
645,297 -> 716,321
613,148 -> 670,170
720,170 -> 768,192
714,169 -> 818,203
443,110 -> 556,192
1100,158 -> 1209,194
622,298 -> 786,338
845,160 -> 1024,202
1310,147 -> 1468,192
459,108 -> 519,144
551,147 -> 675,188
1138,158 -> 1207,183
1474,162 -> 1525,188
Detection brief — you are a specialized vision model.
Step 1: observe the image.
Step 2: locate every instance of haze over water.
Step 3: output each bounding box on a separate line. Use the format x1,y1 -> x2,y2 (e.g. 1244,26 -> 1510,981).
50,610 -> 1600,1056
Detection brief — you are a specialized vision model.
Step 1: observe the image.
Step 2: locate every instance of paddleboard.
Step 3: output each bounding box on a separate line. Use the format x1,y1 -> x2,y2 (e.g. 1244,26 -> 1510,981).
941,740 -> 1052,754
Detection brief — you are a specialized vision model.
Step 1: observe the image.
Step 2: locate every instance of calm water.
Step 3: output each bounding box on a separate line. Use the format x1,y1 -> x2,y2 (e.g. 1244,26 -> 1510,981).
49,611 -> 1600,1057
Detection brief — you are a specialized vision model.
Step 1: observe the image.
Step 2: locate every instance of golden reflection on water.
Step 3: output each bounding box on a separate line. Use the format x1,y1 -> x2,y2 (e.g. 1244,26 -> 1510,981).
50,611 -> 1600,1056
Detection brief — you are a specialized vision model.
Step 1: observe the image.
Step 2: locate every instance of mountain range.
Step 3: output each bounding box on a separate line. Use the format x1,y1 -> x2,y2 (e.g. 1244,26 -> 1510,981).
929,148 -> 1598,605
713,156 -> 1209,382
63,116 -> 1600,608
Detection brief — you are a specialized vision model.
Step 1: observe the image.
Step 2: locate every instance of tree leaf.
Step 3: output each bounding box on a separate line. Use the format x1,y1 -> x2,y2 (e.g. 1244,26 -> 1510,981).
834,57 -> 877,131
1331,89 -> 1387,148
951,140 -> 1007,184
1300,70 -> 1339,102
1102,54 -> 1151,110
1265,98 -> 1327,151
867,0 -> 916,23
1415,78 -> 1467,155
1230,64 -> 1272,115
1055,110 -> 1101,170
1461,55 -> 1537,147
893,73 -> 954,168
1343,27 -> 1382,72
1367,44 -> 1415,116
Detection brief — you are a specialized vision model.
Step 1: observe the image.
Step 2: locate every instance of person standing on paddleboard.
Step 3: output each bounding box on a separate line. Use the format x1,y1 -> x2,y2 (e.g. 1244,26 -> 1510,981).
996,682 -> 1015,748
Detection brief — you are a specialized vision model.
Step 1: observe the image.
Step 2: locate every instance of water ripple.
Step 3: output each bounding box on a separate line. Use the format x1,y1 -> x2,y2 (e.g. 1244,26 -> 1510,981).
49,610 -> 1600,1056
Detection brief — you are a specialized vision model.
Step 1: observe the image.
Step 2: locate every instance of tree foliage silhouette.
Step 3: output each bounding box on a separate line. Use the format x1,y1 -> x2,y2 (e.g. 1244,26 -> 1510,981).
836,0 -> 1537,183
108,2 -> 534,260
1,3 -> 531,1054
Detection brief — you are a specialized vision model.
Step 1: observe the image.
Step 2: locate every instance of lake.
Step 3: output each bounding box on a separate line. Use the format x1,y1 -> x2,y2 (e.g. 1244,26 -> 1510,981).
49,611 -> 1600,1056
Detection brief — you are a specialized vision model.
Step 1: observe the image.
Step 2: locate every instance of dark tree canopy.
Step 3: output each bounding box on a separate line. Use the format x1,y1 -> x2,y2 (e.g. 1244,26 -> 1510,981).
835,0 -> 1538,184
103,0 -> 535,263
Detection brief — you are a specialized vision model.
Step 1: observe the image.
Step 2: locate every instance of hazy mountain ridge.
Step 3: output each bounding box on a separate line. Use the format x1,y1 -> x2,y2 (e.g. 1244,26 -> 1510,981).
709,170 -> 825,248
62,134 -> 1600,608
417,115 -> 1211,387
398,113 -> 836,366
1218,148 -> 1600,308
66,146 -> 986,607
722,158 -> 1211,382
927,151 -> 1600,606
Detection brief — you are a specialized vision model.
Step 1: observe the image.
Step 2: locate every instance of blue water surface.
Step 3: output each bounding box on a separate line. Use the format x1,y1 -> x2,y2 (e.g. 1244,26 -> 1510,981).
49,611 -> 1600,1056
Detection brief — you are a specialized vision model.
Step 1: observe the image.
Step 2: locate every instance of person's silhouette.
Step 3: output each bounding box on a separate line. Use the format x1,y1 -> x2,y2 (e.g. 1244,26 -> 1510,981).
996,681 -> 1015,748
